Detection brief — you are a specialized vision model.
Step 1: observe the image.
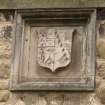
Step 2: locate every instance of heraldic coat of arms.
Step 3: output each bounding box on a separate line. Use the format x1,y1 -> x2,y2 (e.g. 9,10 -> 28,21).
37,28 -> 73,72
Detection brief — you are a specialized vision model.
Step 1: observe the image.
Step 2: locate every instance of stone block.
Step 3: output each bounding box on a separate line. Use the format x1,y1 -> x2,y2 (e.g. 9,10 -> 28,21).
96,59 -> 105,79
97,39 -> 105,59
96,81 -> 105,104
0,39 -> 11,59
0,79 -> 9,90
0,63 -> 10,79
0,90 -> 9,102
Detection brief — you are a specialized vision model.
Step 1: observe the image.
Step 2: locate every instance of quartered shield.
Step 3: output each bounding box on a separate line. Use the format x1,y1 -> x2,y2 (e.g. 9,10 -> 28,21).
37,28 -> 73,72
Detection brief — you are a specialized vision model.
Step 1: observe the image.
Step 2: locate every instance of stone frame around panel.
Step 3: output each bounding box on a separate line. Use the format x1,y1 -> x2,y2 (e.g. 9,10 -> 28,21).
10,9 -> 96,91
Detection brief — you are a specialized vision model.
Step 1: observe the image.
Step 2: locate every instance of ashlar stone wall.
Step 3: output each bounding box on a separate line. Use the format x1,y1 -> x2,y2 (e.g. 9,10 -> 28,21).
0,10 -> 105,105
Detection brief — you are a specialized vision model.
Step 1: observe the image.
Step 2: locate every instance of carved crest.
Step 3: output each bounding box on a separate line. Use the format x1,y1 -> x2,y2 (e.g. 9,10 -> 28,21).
37,28 -> 73,72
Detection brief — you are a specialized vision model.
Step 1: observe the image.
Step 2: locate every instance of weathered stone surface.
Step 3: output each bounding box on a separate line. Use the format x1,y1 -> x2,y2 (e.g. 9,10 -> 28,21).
0,8 -> 104,105
0,79 -> 9,90
97,21 -> 105,59
97,38 -> 105,59
96,81 -> 105,104
0,90 -> 9,102
0,35 -> 11,79
11,9 -> 96,91
0,0 -> 105,9
0,103 -> 6,105
85,95 -> 102,105
15,100 -> 26,105
0,14 -> 12,105
96,59 -> 105,79
98,21 -> 105,38
0,62 -> 10,79
96,77 -> 102,88
0,39 -> 11,59
5,92 -> 103,105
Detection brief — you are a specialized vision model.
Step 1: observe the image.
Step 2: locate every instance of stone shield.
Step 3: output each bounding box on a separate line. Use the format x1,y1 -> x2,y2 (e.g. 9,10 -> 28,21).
37,27 -> 73,72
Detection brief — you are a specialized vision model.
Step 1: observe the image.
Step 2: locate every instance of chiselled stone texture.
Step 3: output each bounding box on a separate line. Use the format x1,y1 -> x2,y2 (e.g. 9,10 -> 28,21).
0,0 -> 105,9
0,62 -> 10,79
11,9 -> 96,91
97,20 -> 105,59
0,79 -> 9,90
96,20 -> 105,105
0,38 -> 11,79
97,39 -> 105,59
0,13 -> 12,103
0,10 -> 105,105
0,90 -> 9,102
97,59 -> 105,79
5,92 -> 103,105
96,81 -> 105,104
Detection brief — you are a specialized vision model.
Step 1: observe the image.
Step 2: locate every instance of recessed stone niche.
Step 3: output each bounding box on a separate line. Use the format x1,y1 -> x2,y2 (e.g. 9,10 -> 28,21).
10,9 -> 96,91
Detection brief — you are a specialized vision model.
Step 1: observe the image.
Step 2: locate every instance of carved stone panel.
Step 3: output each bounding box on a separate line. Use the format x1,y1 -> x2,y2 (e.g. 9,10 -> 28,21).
37,27 -> 73,72
10,9 -> 96,91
